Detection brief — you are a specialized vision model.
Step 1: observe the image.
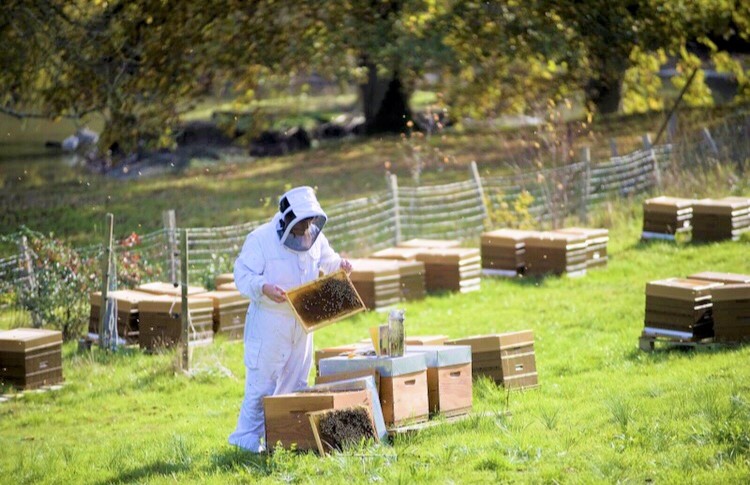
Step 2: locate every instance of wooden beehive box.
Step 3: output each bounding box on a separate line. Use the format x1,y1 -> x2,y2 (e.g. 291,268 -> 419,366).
319,353 -> 429,427
0,328 -> 63,390
199,290 -> 249,339
370,246 -> 422,261
524,232 -> 588,276
709,284 -> 750,343
406,345 -> 472,416
405,335 -> 449,346
136,281 -> 207,297
414,247 -> 481,293
88,289 -> 153,344
446,331 -> 538,390
286,270 -> 366,333
554,227 -> 609,268
348,259 -> 401,310
314,342 -> 372,375
214,273 -> 235,288
480,229 -> 539,275
263,389 -> 372,451
138,295 -> 214,350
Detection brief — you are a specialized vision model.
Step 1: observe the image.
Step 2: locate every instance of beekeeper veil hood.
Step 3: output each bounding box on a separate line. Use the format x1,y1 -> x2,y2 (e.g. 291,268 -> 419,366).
276,186 -> 327,252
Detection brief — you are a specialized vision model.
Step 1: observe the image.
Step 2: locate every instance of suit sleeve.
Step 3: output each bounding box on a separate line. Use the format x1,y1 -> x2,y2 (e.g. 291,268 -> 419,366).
234,233 -> 267,300
317,233 -> 342,275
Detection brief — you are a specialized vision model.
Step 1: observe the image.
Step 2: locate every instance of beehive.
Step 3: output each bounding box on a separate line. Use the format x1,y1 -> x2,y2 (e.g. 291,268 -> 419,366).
370,246 -> 423,261
199,290 -> 250,340
446,331 -> 538,390
554,227 -> 609,269
414,248 -> 481,293
406,345 -> 472,416
138,294 -> 214,350
391,260 -> 426,301
643,278 -> 724,340
286,271 -> 366,333
319,353 -> 429,427
314,342 -> 372,375
348,259 -> 402,310
692,197 -> 750,242
524,232 -> 588,276
709,284 -> 750,343
0,328 -> 63,390
480,229 -> 539,276
397,238 -> 461,249
136,281 -> 207,297
687,271 -> 750,285
642,196 -> 695,237
264,389 -> 372,452
88,289 -> 153,344
214,273 -> 235,288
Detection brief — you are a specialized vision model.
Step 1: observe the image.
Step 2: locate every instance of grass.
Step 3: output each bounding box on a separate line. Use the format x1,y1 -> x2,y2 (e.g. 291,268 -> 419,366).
2,206 -> 750,483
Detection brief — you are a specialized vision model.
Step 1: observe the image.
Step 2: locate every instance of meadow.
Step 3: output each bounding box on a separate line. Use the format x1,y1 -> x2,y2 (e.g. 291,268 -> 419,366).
1,207 -> 749,483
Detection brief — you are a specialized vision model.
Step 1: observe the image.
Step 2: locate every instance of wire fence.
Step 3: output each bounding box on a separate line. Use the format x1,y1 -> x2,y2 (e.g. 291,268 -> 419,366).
1,113 -> 749,298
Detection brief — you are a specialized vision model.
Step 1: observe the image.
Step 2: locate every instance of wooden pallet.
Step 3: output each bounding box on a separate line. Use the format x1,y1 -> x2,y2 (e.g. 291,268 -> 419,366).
387,410 -> 510,436
638,333 -> 726,352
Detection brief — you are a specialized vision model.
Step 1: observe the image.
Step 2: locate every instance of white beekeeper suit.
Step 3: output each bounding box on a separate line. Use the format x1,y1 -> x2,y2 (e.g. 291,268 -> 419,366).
228,186 -> 343,453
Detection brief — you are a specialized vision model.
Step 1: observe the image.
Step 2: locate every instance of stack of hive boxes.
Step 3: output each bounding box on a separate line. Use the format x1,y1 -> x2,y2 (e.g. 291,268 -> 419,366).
708,284 -> 750,343
406,345 -> 473,417
555,227 -> 609,269
642,196 -> 694,238
199,289 -> 250,340
480,229 -> 538,276
88,290 -> 152,344
0,328 -> 63,389
692,197 -> 750,242
214,273 -> 235,287
446,331 -> 538,389
138,294 -> 215,350
391,260 -> 426,301
643,278 -> 723,340
415,248 -> 481,293
524,232 -> 588,277
348,259 -> 402,310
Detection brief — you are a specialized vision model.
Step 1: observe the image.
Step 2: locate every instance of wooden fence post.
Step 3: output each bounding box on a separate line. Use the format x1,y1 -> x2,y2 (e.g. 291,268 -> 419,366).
178,229 -> 190,371
642,133 -> 662,190
609,138 -> 618,157
469,161 -> 489,226
98,213 -> 114,347
162,210 -> 177,286
701,127 -> 719,155
580,147 -> 592,223
17,236 -> 42,328
389,174 -> 402,245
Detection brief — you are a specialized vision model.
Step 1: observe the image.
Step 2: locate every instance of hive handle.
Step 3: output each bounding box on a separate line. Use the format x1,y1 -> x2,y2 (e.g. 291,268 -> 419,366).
404,379 -> 416,386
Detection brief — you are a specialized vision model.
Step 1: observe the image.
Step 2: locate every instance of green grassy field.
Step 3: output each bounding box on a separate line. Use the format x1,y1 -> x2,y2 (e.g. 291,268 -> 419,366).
2,211 -> 749,484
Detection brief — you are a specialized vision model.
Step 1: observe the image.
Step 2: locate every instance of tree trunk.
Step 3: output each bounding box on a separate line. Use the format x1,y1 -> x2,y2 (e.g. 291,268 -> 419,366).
360,60 -> 411,135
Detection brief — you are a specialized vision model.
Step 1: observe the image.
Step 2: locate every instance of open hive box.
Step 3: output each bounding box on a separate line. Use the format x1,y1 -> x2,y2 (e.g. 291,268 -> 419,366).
692,197 -> 750,242
414,248 -> 481,293
286,270 -> 366,333
708,284 -> 750,343
643,278 -> 724,340
88,289 -> 153,344
138,294 -> 214,350
642,196 -> 695,237
0,328 -> 63,390
554,227 -> 609,269
480,229 -> 539,276
348,259 -> 402,310
198,290 -> 250,340
524,232 -> 588,277
397,238 -> 461,249
136,281 -> 207,297
447,331 -> 538,389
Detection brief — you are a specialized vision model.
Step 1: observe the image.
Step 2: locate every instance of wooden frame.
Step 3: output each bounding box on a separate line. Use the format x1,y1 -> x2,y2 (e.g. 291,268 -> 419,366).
307,405 -> 379,455
286,270 -> 366,333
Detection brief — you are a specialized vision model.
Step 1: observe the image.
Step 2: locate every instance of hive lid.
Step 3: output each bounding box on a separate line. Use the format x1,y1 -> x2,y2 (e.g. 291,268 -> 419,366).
89,290 -> 155,311
481,229 -> 540,247
405,335 -> 449,345
554,227 -> 609,242
397,238 -> 461,249
644,196 -> 695,211
693,198 -> 750,215
406,345 -> 472,367
0,328 -> 62,352
446,330 -> 534,352
319,352 -> 427,377
687,272 -> 750,284
391,260 -> 425,276
414,247 -> 481,264
138,295 -> 214,313
645,278 -> 723,301
217,282 -> 238,291
286,270 -> 366,333
199,290 -> 249,307
710,284 -> 750,302
137,282 -> 207,297
348,259 -> 402,280
370,247 -> 422,261
525,232 -> 588,250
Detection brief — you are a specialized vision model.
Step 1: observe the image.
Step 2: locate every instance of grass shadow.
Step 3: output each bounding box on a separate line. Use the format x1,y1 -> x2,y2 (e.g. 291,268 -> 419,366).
208,447 -> 272,475
624,341 -> 747,364
96,460 -> 190,485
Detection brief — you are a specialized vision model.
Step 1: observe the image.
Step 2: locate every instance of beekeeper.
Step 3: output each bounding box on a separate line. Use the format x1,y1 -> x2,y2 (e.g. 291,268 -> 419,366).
228,186 -> 352,453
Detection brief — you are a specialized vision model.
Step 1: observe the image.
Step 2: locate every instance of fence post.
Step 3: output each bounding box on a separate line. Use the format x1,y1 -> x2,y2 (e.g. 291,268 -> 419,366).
389,174 -> 402,245
642,133 -> 662,190
178,229 -> 190,372
580,147 -> 591,223
98,213 -> 114,347
469,161 -> 489,226
17,236 -> 42,328
609,138 -> 618,157
162,210 -> 177,286
701,127 -> 719,155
